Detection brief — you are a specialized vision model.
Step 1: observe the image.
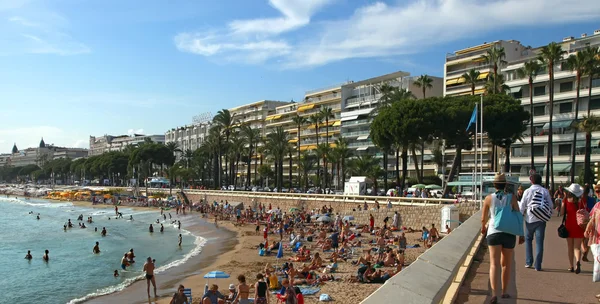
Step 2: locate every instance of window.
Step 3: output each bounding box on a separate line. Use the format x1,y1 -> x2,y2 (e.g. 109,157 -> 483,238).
534,86 -> 546,96
510,165 -> 522,174
558,144 -> 572,156
533,145 -> 545,157
593,77 -> 600,88
512,90 -> 522,99
512,147 -> 523,157
590,98 -> 600,111
533,105 -> 545,116
559,82 -> 573,92
559,102 -> 572,114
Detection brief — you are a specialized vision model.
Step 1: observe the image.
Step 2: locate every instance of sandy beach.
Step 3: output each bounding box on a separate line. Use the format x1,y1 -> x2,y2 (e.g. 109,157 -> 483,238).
41,197 -> 427,304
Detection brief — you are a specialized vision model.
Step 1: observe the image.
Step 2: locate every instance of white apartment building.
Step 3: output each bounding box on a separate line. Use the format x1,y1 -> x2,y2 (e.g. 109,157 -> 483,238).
8,139 -> 89,167
502,30 -> 600,184
165,122 -> 212,153
340,71 -> 444,179
89,134 -> 165,156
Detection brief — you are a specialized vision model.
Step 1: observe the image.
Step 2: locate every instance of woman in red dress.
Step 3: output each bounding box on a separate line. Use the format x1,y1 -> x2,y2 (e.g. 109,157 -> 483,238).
561,183 -> 585,274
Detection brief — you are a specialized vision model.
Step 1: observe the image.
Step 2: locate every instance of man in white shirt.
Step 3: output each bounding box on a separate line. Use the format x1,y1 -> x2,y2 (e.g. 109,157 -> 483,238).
519,173 -> 552,271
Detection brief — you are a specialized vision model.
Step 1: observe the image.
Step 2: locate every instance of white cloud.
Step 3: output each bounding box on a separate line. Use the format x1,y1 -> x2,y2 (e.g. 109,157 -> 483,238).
228,0 -> 334,35
174,0 -> 331,63
72,139 -> 89,149
127,129 -> 144,135
2,13 -> 90,56
174,0 -> 600,68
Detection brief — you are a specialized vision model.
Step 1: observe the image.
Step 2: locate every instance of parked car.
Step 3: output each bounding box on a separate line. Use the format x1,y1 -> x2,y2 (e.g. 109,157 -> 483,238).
251,186 -> 258,192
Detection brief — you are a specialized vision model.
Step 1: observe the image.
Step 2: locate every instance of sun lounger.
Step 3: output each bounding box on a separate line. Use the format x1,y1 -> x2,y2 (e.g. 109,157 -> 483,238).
183,288 -> 192,303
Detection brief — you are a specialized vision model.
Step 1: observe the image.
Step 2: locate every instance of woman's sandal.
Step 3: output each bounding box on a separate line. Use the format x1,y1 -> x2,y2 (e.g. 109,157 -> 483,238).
501,294 -> 511,299
576,262 -> 581,274
489,296 -> 498,304
568,267 -> 574,272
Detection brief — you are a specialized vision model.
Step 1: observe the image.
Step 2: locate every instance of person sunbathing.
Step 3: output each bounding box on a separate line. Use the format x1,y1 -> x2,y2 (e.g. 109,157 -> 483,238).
383,249 -> 396,267
356,250 -> 373,265
309,252 -> 323,270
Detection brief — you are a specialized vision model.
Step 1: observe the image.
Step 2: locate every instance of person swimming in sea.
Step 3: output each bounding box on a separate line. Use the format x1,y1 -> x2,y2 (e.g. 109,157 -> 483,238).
42,250 -> 49,262
95,227 -> 98,232
101,227 -> 107,237
130,215 -> 134,221
156,219 -> 160,224
63,225 -> 67,231
81,223 -> 86,228
178,234 -> 182,247
93,242 -> 100,254
127,249 -> 136,264
178,220 -> 181,230
121,253 -> 130,270
149,224 -> 154,233
163,214 -> 166,221
160,224 -> 164,233
25,250 -> 32,260
67,219 -> 73,228
169,213 -> 172,219
114,270 -> 119,277
36,215 -> 40,220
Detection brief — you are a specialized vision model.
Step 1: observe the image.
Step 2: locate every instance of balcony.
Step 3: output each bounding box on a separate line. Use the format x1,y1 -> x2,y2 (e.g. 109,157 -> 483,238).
300,127 -> 341,136
446,64 -> 492,77
341,119 -> 370,127
346,93 -> 382,107
344,130 -> 371,137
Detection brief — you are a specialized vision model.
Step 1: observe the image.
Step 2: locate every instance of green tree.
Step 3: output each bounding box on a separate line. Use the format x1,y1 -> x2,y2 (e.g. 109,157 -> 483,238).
566,52 -> 589,182
578,115 -> 600,185
516,60 -> 541,171
481,45 -> 507,94
292,114 -> 307,188
297,151 -> 316,190
538,42 -> 566,189
349,155 -> 382,193
583,47 -> 600,184
484,95 -> 530,173
413,74 -> 434,99
241,125 -> 260,188
462,69 -> 482,95
213,109 -> 238,186
265,127 -> 289,191
308,113 -> 323,186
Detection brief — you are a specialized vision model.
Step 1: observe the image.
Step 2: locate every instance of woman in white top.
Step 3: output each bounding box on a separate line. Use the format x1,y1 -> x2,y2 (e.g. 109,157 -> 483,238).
481,173 -> 524,304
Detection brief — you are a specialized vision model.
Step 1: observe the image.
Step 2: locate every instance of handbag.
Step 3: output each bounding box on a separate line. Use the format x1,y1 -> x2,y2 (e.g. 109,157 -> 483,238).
493,193 -> 524,236
576,201 -> 590,228
557,204 -> 569,238
529,189 -> 552,222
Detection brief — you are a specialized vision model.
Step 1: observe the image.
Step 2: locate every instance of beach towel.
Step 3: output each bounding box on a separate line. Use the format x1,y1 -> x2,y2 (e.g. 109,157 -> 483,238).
299,287 -> 320,295
319,294 -> 332,301
406,244 -> 420,248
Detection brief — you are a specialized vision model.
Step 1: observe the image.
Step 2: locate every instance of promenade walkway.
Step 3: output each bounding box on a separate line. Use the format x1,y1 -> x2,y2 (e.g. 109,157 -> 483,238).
457,214 -> 598,304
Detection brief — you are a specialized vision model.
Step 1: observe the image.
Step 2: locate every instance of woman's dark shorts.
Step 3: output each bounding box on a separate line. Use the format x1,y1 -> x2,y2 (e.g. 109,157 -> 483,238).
487,232 -> 516,249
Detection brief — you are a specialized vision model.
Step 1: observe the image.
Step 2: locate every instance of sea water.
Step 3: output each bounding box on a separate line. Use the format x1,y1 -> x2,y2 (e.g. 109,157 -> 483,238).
0,197 -> 205,304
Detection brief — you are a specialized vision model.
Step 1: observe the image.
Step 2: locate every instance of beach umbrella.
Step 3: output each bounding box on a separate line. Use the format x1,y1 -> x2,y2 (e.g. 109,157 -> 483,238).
425,184 -> 442,190
343,215 -> 355,221
203,271 -> 230,279
316,215 -> 332,222
276,242 -> 284,259
413,184 -> 426,189
203,270 -> 230,286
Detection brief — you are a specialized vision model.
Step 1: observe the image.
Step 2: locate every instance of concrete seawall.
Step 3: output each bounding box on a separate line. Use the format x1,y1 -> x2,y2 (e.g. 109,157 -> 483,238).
184,190 -> 479,232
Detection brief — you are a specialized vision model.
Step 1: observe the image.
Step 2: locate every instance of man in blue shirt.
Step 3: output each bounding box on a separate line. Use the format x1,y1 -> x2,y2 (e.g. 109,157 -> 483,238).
329,231 -> 339,252
202,284 -> 225,304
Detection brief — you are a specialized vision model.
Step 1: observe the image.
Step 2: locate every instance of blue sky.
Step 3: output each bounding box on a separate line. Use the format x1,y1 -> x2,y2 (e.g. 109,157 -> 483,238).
1,0 -> 599,153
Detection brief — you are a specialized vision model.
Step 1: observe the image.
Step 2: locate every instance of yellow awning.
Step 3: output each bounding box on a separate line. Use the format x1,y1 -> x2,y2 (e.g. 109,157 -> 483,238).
288,139 -> 298,143
297,104 -> 316,112
300,145 -> 317,151
266,115 -> 282,121
445,77 -> 466,85
329,143 -> 337,148
306,124 -> 316,129
455,43 -> 492,55
287,129 -> 298,133
474,88 -> 486,94
477,72 -> 489,80
332,121 -> 341,127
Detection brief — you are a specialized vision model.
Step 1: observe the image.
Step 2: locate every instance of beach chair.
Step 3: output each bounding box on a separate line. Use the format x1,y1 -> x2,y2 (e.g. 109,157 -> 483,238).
183,288 -> 192,303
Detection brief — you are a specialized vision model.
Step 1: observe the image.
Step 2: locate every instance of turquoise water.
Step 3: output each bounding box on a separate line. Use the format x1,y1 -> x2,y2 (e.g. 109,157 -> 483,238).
0,197 -> 205,304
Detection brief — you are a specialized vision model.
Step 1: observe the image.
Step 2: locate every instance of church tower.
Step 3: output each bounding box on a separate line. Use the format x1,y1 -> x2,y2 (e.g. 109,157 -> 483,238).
39,137 -> 46,148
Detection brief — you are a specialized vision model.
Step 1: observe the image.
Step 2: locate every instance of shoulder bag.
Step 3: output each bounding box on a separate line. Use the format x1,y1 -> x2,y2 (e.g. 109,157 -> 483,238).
557,203 -> 569,238
576,200 -> 590,228
493,193 -> 524,236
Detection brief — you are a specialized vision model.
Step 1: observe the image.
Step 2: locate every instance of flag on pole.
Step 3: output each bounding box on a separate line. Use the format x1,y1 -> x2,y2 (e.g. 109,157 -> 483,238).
466,104 -> 478,131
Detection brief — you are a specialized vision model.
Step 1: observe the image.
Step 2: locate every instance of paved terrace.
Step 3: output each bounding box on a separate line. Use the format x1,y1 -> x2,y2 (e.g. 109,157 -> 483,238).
457,214 -> 598,304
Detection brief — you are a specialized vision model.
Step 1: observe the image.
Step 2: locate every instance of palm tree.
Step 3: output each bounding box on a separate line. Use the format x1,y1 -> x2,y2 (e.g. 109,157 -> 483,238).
566,52 -> 589,182
333,138 -> 351,190
206,126 -> 223,188
240,125 -> 260,189
349,155 -> 382,194
538,42 -> 566,190
183,149 -> 194,168
292,115 -> 307,188
308,113 -> 323,187
484,73 -> 510,94
212,109 -> 238,186
297,151 -> 316,191
579,115 -> 600,184
413,75 -> 433,99
375,84 -> 414,111
481,45 -> 507,94
316,143 -> 330,190
517,60 -> 542,171
462,69 -> 482,95
265,127 -> 289,192
584,47 -> 600,184
320,107 -> 335,146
